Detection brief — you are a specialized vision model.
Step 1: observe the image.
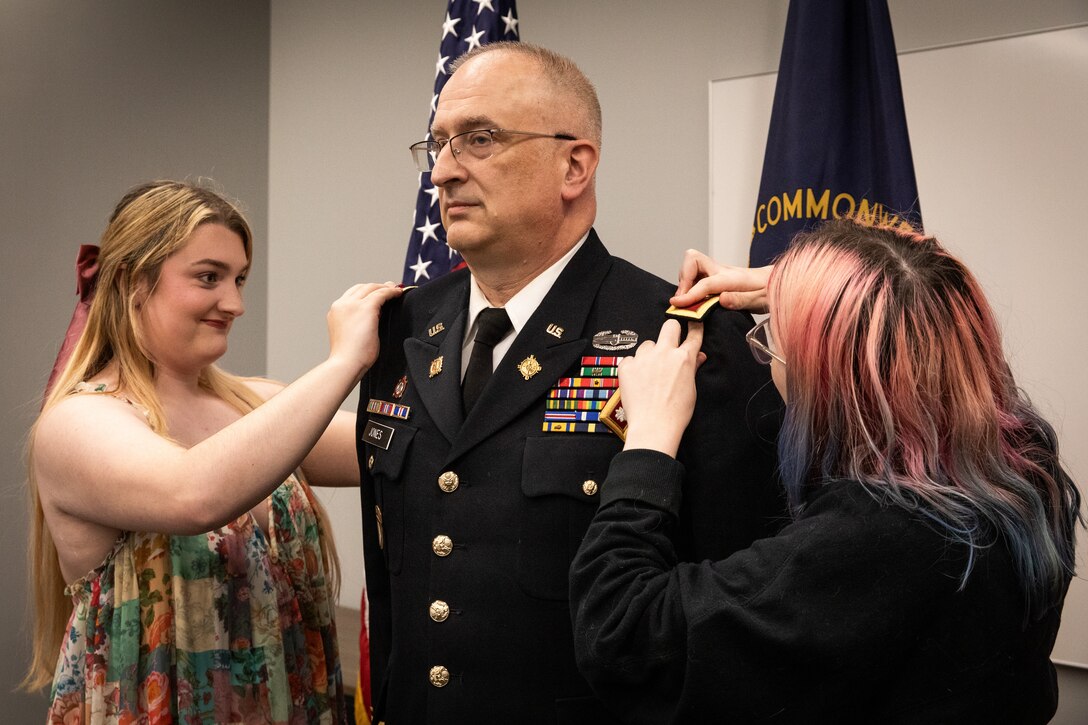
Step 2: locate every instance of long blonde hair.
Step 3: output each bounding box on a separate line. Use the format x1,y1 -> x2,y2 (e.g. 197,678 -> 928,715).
24,181 -> 340,690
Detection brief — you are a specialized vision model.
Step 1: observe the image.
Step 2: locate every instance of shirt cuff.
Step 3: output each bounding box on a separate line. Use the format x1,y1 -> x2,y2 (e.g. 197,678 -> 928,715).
599,449 -> 686,517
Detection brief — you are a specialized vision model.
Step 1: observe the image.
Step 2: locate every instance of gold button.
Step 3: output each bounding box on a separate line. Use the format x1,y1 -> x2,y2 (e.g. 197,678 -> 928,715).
582,479 -> 599,496
438,471 -> 460,493
374,505 -> 385,550
367,454 -> 375,471
429,665 -> 450,687
432,534 -> 453,557
429,599 -> 450,622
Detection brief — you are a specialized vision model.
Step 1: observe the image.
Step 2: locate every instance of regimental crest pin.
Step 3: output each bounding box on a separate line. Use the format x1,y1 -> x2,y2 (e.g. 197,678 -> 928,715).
592,329 -> 639,351
428,322 -> 446,337
517,355 -> 543,381
393,375 -> 408,399
429,356 -> 444,378
546,323 -> 564,339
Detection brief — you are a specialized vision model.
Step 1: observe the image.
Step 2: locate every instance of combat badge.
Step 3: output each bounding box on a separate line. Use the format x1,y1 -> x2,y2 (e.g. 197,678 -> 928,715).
517,355 -> 543,380
592,329 -> 638,351
666,294 -> 721,320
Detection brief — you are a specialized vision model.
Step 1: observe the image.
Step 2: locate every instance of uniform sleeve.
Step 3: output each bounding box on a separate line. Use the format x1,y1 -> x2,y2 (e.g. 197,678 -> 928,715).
677,309 -> 786,561
571,450 -> 961,723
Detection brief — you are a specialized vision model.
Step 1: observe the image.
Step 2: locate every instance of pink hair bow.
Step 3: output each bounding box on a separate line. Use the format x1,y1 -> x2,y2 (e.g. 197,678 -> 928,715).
44,245 -> 100,402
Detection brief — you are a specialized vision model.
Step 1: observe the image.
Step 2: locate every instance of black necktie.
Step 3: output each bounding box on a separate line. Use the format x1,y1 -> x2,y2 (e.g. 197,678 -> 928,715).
462,307 -> 512,414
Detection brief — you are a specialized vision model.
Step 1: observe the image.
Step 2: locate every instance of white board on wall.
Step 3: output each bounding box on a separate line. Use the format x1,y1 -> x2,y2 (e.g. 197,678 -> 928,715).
711,25 -> 1088,667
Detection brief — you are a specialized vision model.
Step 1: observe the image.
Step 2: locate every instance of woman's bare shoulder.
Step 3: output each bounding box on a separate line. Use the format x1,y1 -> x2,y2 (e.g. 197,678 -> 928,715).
35,387 -> 152,458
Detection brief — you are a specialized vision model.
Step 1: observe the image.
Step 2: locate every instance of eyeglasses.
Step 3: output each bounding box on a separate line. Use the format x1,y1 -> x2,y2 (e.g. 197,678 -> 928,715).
746,318 -> 785,366
410,128 -> 576,173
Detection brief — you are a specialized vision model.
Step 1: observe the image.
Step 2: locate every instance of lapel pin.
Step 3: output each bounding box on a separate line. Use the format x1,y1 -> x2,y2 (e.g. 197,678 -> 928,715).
428,322 -> 446,337
429,356 -> 444,378
517,354 -> 543,381
546,323 -> 564,339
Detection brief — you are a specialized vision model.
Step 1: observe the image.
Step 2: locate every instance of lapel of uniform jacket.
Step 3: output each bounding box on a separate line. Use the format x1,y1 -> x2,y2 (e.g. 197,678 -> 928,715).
403,277 -> 470,445
446,230 -> 613,464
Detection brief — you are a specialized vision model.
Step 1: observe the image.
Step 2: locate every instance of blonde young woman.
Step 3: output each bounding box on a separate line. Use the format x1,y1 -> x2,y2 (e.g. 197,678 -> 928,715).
25,181 -> 400,723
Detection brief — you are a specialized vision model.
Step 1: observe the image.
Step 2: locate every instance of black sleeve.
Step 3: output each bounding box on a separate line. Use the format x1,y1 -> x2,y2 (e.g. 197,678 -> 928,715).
570,449 -> 690,724
571,451 -> 962,724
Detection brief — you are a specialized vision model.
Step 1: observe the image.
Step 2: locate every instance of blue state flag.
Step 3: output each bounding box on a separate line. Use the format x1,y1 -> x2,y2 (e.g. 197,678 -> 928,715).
402,0 -> 521,285
749,0 -> 922,267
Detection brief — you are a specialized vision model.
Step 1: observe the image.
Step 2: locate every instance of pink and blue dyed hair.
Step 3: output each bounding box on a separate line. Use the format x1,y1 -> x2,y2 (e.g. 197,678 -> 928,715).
768,219 -> 1080,613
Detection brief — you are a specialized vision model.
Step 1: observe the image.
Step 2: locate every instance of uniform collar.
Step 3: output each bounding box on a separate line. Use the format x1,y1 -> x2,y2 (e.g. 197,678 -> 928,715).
464,231 -> 589,347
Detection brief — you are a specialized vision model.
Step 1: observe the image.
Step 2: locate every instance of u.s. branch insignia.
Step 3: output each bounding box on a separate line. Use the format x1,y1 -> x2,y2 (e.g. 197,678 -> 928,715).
429,356 -> 444,378
517,355 -> 543,380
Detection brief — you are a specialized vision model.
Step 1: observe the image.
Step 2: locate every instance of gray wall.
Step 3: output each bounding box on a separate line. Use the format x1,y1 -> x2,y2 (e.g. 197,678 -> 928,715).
0,1 -> 269,719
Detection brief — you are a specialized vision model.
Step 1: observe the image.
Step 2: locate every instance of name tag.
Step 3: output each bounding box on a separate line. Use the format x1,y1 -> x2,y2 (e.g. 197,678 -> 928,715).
362,419 -> 395,450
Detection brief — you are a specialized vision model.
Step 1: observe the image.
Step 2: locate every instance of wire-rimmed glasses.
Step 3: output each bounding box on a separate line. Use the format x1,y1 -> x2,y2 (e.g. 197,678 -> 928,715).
410,128 -> 576,173
746,318 -> 785,365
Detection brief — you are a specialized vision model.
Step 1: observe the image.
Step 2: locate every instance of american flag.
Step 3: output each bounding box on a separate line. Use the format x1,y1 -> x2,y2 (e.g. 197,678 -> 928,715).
401,0 -> 521,284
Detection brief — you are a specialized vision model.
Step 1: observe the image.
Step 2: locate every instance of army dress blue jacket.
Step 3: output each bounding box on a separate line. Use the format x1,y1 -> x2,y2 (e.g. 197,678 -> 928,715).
357,230 -> 784,724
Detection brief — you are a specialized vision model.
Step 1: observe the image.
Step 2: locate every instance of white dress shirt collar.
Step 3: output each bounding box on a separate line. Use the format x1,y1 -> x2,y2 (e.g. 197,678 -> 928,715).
462,232 -> 589,376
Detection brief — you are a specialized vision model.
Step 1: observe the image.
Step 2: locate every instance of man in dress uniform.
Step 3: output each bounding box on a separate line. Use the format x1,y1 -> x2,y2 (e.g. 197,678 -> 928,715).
357,42 -> 784,724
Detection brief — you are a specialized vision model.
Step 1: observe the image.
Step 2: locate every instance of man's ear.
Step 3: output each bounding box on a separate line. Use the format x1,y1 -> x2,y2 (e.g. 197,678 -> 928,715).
560,140 -> 600,202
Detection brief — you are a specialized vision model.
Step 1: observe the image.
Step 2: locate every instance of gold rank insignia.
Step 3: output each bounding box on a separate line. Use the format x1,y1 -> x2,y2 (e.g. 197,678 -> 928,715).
517,355 -> 543,381
666,294 -> 721,320
599,390 -> 628,441
429,356 -> 444,378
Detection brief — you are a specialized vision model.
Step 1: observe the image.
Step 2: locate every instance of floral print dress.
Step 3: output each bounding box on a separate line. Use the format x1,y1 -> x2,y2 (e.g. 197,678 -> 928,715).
47,473 -> 347,724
